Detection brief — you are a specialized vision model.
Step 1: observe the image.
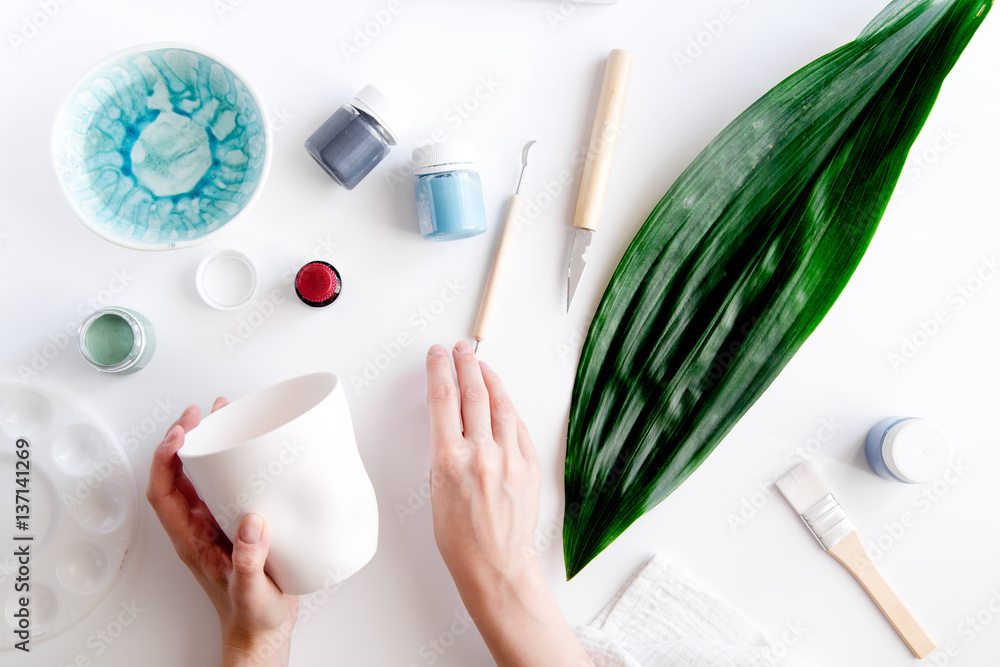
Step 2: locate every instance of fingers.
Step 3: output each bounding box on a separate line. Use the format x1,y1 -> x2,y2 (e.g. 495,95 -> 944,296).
147,404 -> 200,506
146,421 -> 193,542
147,414 -> 187,502
173,469 -> 210,517
478,360 -> 518,451
168,403 -> 202,437
229,514 -> 278,605
452,341 -> 492,441
146,404 -> 208,554
517,418 -> 540,466
211,396 -> 229,413
426,345 -> 462,453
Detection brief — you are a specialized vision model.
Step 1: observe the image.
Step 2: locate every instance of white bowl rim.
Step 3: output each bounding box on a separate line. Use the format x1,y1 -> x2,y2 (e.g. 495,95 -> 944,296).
177,372 -> 342,460
50,41 -> 273,252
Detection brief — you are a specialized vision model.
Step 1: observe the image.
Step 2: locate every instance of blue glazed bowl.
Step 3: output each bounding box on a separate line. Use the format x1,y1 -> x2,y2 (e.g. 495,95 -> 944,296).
52,44 -> 271,251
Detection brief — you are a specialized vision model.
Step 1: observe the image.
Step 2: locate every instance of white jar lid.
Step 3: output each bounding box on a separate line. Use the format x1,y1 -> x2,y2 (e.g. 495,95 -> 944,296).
196,249 -> 257,311
412,141 -> 478,175
351,84 -> 408,144
882,419 -> 954,484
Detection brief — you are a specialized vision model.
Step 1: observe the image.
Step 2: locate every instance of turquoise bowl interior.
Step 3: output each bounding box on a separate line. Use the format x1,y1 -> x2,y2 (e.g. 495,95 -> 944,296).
52,44 -> 271,251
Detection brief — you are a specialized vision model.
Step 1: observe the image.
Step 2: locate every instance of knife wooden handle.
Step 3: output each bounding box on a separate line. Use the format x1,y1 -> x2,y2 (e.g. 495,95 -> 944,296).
573,48 -> 634,232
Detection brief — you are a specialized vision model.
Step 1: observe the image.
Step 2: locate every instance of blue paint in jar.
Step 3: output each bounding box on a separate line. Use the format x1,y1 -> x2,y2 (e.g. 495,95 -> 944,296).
305,85 -> 408,190
412,142 -> 488,241
865,416 -> 953,484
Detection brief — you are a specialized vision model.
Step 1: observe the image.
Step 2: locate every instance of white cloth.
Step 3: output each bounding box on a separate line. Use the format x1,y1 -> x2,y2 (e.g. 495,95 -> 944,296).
576,556 -> 813,667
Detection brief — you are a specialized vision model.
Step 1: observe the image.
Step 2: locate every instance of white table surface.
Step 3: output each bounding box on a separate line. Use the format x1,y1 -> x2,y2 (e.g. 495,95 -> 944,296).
2,0 -> 998,665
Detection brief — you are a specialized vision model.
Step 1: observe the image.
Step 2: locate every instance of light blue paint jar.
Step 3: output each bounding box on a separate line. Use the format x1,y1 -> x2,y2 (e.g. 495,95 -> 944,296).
865,416 -> 953,484
412,142 -> 488,241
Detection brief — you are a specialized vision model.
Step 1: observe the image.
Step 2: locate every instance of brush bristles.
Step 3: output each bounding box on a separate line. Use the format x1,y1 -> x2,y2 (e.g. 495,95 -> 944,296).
776,462 -> 831,514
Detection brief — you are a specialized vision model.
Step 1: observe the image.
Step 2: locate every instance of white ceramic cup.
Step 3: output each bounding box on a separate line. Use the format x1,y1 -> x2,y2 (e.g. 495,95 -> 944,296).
178,373 -> 378,595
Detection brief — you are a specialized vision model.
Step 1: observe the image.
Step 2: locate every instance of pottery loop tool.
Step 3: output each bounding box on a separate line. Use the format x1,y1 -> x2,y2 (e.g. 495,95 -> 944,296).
776,462 -> 936,659
473,140 -> 537,353
567,48 -> 634,312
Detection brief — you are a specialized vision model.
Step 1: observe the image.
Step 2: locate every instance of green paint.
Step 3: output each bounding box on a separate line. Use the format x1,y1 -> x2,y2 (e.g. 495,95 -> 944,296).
84,314 -> 135,366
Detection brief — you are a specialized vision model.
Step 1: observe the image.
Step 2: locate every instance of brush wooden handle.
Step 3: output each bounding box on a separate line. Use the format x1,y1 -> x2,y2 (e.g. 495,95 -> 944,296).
473,194 -> 525,346
573,48 -> 634,232
828,532 -> 935,659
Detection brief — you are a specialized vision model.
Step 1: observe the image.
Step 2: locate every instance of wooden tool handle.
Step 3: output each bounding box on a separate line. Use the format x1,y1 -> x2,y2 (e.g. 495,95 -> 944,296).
473,194 -> 525,345
828,532 -> 936,659
573,48 -> 634,232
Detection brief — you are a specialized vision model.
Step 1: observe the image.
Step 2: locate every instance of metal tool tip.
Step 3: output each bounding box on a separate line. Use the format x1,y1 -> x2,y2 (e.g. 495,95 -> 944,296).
474,340 -> 480,354
521,140 -> 536,167
515,141 -> 537,194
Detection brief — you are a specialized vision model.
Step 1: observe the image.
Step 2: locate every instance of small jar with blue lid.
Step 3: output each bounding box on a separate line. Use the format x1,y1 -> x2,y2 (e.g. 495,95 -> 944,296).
412,142 -> 488,241
305,85 -> 408,190
865,416 -> 954,484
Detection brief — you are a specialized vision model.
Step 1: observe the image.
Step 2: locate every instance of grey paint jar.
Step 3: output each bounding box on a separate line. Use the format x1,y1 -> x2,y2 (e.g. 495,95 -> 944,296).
305,85 -> 408,190
78,307 -> 156,374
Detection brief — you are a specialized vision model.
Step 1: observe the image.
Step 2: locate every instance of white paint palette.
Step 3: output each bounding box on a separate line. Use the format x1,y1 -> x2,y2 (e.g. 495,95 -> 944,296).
0,382 -> 137,650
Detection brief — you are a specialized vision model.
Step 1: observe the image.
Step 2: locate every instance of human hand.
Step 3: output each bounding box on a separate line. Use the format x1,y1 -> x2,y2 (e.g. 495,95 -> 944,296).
146,399 -> 298,667
425,341 -> 594,667
425,340 -> 542,593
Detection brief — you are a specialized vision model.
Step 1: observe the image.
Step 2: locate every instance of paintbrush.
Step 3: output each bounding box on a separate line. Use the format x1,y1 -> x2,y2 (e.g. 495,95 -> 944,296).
775,462 -> 935,659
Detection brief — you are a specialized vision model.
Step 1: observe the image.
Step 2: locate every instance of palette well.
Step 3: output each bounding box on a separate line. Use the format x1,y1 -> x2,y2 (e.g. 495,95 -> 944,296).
0,383 -> 137,650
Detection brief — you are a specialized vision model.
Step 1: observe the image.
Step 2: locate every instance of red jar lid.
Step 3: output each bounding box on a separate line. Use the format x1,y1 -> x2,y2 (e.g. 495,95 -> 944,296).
295,261 -> 342,307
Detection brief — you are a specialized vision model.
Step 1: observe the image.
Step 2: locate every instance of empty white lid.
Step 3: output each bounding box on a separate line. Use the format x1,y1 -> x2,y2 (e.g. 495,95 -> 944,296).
351,85 -> 408,144
883,419 -> 954,484
196,249 -> 257,311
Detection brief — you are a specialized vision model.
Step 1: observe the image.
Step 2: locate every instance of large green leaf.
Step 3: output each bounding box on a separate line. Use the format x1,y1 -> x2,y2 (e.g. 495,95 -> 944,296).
564,0 -> 991,579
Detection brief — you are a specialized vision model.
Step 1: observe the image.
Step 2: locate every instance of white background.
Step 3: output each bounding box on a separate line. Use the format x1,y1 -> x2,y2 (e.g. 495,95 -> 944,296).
1,0 -> 999,665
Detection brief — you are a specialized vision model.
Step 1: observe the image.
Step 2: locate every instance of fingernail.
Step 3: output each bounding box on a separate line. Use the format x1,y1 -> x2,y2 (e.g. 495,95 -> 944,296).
240,514 -> 263,545
160,425 -> 180,448
428,344 -> 447,357
455,340 -> 472,354
479,360 -> 491,371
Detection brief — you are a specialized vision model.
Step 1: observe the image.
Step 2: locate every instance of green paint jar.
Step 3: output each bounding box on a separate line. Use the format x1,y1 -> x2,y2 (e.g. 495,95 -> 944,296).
78,307 -> 156,374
